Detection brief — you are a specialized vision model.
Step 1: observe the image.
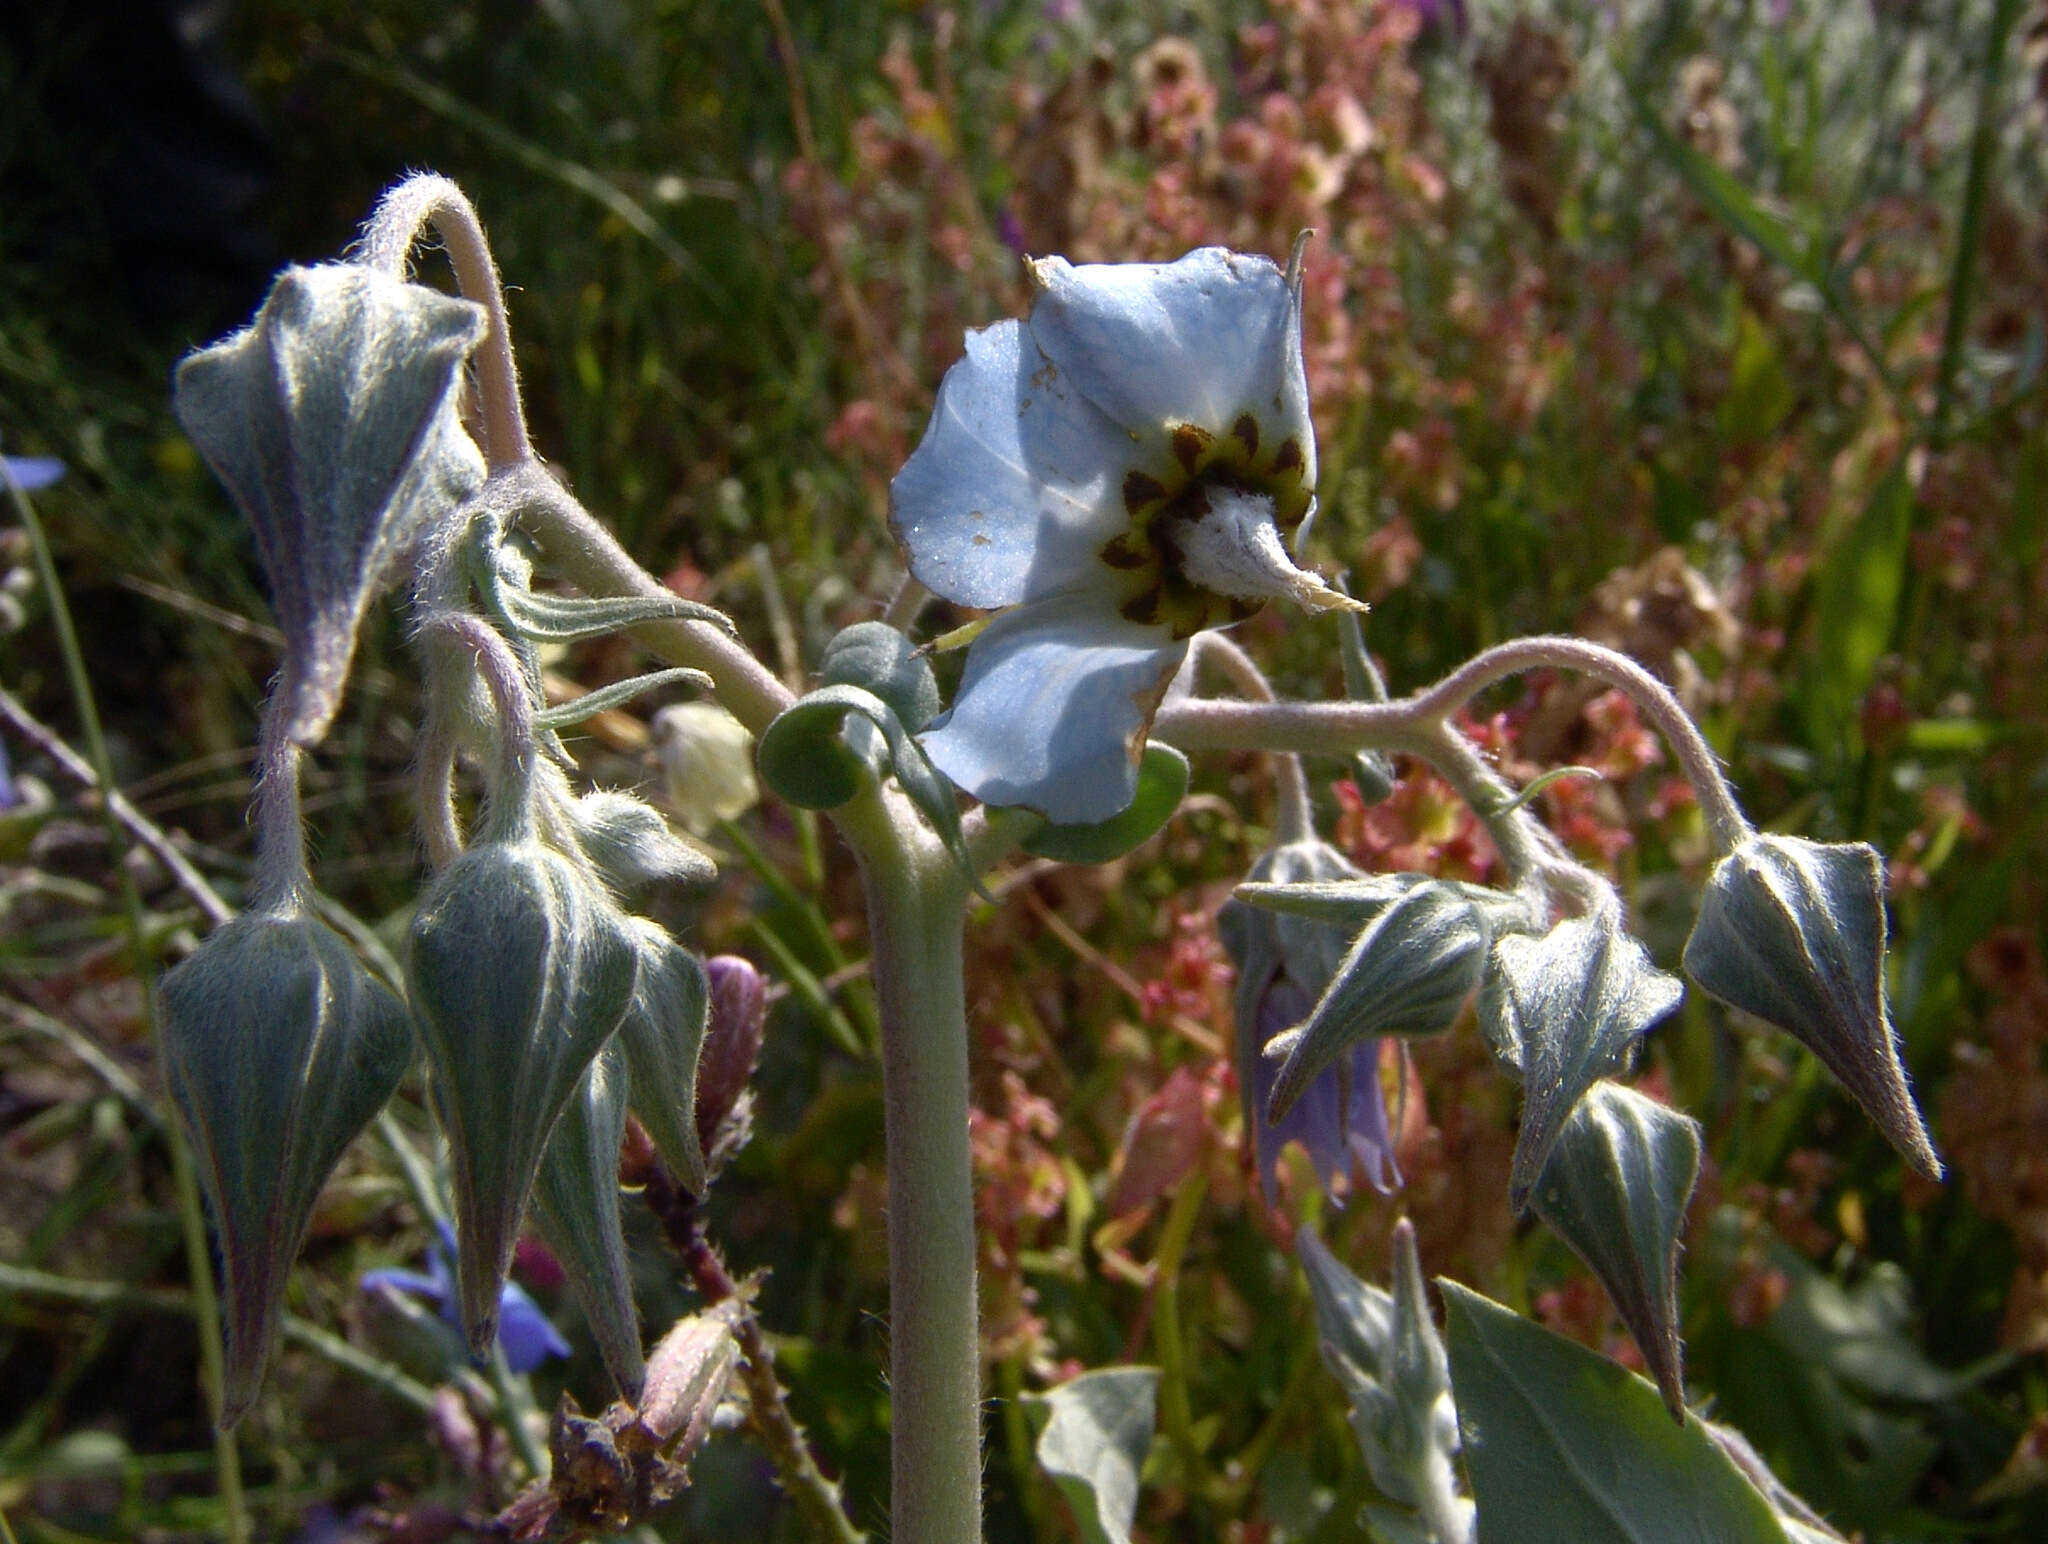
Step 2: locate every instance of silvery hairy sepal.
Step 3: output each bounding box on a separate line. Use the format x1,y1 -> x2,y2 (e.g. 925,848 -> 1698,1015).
532,1043 -> 644,1396
173,264 -> 487,747
1682,833 -> 1941,1180
1481,915 -> 1684,1208
1298,1223 -> 1471,1544
1527,1080 -> 1702,1420
407,839 -> 639,1356
616,919 -> 711,1196
568,790 -> 718,902
1262,883 -> 1491,1126
160,903 -> 414,1424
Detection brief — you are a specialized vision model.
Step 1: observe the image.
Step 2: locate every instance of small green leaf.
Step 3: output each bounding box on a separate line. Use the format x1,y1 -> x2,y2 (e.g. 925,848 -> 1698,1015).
1021,744 -> 1189,864
1441,1281 -> 1793,1544
493,584 -> 734,643
534,667 -> 714,730
617,919 -> 710,1195
1529,1082 -> 1702,1418
758,684 -> 984,896
1025,1366 -> 1160,1544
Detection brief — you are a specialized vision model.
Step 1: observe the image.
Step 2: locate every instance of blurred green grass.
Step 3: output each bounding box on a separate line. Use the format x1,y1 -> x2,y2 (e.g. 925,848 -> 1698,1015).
3,1 -> 2047,1539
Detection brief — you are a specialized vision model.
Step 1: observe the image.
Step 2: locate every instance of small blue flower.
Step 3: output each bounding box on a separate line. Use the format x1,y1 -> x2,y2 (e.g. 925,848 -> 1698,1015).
1,455 -> 65,492
891,247 -> 1355,823
360,1223 -> 570,1373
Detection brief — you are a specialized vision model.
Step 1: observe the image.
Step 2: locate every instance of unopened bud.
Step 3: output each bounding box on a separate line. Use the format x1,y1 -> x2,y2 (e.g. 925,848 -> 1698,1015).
631,1303 -> 743,1460
695,955 -> 767,1163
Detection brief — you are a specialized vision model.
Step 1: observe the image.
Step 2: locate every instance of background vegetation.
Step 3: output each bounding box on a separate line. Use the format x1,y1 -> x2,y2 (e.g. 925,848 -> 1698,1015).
2,0 -> 2045,1538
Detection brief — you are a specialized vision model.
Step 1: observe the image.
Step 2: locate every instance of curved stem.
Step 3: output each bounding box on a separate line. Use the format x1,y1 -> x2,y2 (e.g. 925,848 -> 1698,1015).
841,789 -> 982,1544
1154,634 -> 1753,857
249,701 -> 308,912
359,174 -> 531,471
418,612 -> 539,844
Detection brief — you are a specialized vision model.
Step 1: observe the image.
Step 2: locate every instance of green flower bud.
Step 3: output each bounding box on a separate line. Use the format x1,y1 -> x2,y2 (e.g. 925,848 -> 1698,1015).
407,840 -> 639,1355
173,263 -> 487,746
1682,834 -> 1940,1180
1528,1081 -> 1702,1419
160,905 -> 413,1424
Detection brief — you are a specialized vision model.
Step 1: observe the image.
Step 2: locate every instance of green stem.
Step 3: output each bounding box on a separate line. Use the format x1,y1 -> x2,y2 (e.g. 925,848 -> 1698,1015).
1152,1172 -> 1211,1500
844,790 -> 983,1543
3,468 -> 249,1542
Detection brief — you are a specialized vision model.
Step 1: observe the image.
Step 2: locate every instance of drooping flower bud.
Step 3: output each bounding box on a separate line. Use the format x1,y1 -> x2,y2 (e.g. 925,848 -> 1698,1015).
627,1301 -> 743,1461
407,839 -> 639,1355
694,955 -> 767,1169
1527,1080 -> 1702,1419
651,702 -> 759,835
1682,833 -> 1941,1180
160,904 -> 414,1423
173,263 -> 487,746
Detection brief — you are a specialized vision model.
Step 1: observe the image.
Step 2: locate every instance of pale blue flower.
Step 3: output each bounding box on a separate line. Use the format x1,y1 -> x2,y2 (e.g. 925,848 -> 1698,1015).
891,247 -> 1353,823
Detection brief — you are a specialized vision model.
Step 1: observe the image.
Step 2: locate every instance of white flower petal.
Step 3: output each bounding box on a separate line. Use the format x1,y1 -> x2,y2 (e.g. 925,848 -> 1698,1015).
922,592 -> 1187,823
890,321 -> 1147,610
1027,249 -> 1315,481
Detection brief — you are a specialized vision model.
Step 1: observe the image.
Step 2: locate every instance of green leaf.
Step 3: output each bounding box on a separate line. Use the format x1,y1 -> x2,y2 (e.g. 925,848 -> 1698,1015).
1528,1082 -> 1702,1418
1025,1366 -> 1160,1544
1021,744 -> 1189,864
1440,1281 -> 1792,1544
1802,467 -> 1911,754
616,919 -> 711,1194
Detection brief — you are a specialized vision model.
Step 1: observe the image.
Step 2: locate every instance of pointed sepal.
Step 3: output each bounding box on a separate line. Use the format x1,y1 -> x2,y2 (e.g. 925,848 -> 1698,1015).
406,840 -> 639,1356
1682,834 -> 1940,1180
532,1042 -> 644,1396
1265,883 -> 1489,1123
1528,1080 -> 1703,1419
160,904 -> 413,1423
617,919 -> 711,1195
1483,916 -> 1684,1207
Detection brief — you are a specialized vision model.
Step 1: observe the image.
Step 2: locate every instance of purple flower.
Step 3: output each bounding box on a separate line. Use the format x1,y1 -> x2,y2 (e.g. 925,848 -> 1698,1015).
1247,979 -> 1399,1205
1220,840 -> 1401,1205
360,1223 -> 570,1373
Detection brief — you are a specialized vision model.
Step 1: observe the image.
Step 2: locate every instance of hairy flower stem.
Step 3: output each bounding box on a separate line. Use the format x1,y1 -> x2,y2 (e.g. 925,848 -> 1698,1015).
1154,633 -> 1752,858
1189,632 -> 1312,845
842,788 -> 983,1544
641,1167 -> 867,1544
